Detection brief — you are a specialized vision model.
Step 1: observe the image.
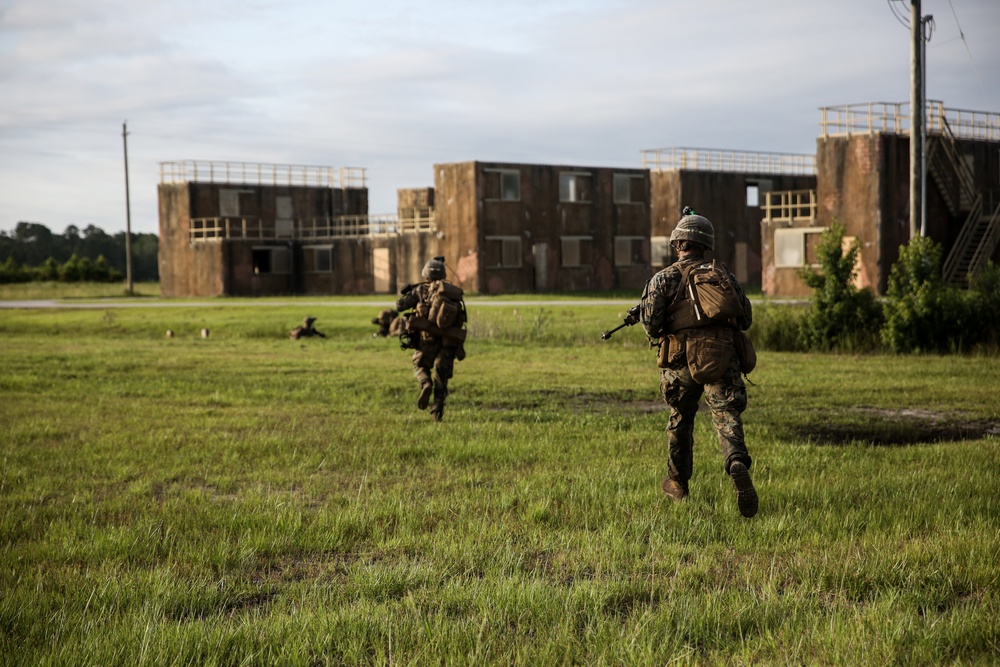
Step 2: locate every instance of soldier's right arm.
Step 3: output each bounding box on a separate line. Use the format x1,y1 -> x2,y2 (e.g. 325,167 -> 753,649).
395,291 -> 419,312
640,268 -> 680,339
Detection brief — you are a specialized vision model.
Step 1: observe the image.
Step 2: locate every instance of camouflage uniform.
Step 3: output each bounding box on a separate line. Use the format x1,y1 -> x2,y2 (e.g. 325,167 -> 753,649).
640,254 -> 753,490
396,281 -> 459,422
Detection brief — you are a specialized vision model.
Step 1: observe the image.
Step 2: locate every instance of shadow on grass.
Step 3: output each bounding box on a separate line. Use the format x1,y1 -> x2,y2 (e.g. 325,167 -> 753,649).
784,407 -> 1000,446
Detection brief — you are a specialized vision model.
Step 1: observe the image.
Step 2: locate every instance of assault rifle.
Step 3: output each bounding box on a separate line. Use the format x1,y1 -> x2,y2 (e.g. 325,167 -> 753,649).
601,305 -> 641,340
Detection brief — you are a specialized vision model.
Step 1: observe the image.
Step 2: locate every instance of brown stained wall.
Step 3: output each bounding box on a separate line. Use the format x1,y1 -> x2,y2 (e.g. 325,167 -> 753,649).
434,161 -> 649,294
434,163 -> 479,292
158,179 -> 370,297
185,182 -> 350,223
393,232 -> 440,288
767,132 -> 1000,298
650,170 -> 817,291
814,135 -> 888,293
158,183 -> 227,297
763,133 -> 1000,298
397,188 -> 434,218
225,242 -> 295,296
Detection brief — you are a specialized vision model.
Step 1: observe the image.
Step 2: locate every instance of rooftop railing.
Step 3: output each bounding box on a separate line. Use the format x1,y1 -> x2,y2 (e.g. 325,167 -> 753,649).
188,213 -> 435,242
819,101 -> 1000,142
160,160 -> 367,189
641,147 -> 816,176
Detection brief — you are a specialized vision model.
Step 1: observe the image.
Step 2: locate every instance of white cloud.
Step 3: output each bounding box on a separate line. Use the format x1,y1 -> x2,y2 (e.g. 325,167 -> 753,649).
1,0 -> 998,234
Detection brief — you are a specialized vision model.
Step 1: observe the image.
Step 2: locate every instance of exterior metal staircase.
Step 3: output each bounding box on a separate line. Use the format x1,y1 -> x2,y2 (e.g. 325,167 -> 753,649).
932,119 -> 1000,287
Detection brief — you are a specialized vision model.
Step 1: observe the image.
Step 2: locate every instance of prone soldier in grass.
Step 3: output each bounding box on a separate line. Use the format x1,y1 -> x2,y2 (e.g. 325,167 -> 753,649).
395,257 -> 467,422
289,316 -> 326,340
371,308 -> 405,338
639,208 -> 759,518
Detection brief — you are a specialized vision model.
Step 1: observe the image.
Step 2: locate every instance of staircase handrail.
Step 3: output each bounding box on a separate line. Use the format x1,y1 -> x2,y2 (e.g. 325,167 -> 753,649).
968,193 -> 1000,279
938,117 -> 979,205
942,195 -> 983,284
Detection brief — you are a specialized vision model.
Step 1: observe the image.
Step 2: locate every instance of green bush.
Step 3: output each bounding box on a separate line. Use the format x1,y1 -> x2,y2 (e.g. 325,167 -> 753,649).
0,257 -> 31,284
798,221 -> 883,352
882,236 -> 999,354
36,257 -> 60,281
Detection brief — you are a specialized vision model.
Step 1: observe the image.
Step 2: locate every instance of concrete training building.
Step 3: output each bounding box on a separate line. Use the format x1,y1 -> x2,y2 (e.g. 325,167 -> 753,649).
157,100 -> 1000,298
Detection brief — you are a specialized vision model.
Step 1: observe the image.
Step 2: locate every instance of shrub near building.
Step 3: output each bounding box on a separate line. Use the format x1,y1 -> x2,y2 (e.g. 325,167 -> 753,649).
881,236 -> 1000,354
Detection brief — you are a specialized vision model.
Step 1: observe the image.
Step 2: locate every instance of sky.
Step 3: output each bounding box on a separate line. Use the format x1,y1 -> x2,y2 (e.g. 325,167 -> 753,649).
1,0 -> 998,236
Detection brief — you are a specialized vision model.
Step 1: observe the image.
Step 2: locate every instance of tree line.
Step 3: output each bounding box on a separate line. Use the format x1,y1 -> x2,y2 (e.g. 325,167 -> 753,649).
0,222 -> 159,283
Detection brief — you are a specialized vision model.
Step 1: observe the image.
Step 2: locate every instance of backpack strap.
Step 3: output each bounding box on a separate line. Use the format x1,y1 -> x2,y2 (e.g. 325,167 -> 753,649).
664,263 -> 703,333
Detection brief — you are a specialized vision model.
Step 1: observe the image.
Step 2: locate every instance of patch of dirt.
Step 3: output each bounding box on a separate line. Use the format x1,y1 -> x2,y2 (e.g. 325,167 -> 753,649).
793,407 -> 1000,446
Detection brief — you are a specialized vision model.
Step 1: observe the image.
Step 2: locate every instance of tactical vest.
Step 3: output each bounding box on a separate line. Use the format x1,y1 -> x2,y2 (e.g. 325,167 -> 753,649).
407,281 -> 468,348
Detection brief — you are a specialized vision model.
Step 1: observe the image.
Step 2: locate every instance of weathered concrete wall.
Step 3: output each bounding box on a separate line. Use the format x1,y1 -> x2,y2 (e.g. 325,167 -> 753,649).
391,232 -> 440,289
158,183 -> 228,297
651,170 -> 817,291
397,187 -> 434,218
434,163 -> 480,292
158,180 -> 370,297
814,135 -> 888,293
434,161 -> 650,294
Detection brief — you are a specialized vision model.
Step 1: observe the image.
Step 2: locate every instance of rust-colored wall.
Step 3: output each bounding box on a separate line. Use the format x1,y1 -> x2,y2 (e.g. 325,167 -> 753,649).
434,163 -> 479,292
158,183 -> 228,297
158,180 -> 370,297
763,133 -> 1000,298
391,232 -> 440,289
814,135 -> 888,293
434,161 -> 650,294
397,188 -> 434,218
651,170 -> 817,291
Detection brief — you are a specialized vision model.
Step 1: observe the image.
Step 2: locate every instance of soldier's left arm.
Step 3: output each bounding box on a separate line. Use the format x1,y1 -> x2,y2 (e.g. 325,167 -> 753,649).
729,269 -> 753,331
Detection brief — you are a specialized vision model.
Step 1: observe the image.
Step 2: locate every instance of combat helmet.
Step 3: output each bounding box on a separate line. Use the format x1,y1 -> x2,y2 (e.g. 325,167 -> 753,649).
421,256 -> 447,280
669,207 -> 715,251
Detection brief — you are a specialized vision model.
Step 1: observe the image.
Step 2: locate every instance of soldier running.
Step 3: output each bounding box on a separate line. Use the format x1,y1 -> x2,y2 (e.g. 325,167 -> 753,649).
639,209 -> 758,518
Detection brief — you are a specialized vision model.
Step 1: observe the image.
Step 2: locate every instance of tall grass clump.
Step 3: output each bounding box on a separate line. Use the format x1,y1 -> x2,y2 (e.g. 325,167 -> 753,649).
797,221 -> 883,352
747,302 -> 807,352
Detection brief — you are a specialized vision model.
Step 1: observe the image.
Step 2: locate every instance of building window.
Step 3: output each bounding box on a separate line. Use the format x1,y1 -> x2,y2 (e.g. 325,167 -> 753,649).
561,236 -> 593,267
651,236 -> 671,267
774,227 -> 826,268
485,236 -> 522,268
613,173 -> 645,204
484,169 -> 521,201
559,172 -> 592,203
747,179 -> 772,207
305,245 -> 333,273
252,246 -> 292,274
614,236 -> 644,266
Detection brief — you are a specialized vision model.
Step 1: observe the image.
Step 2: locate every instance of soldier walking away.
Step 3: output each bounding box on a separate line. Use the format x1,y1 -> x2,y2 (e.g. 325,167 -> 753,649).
371,309 -> 404,338
395,256 -> 468,422
289,316 -> 327,340
639,208 -> 758,518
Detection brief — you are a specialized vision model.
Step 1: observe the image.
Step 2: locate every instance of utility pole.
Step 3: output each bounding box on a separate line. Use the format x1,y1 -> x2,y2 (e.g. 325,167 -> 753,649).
122,121 -> 134,296
910,0 -> 923,240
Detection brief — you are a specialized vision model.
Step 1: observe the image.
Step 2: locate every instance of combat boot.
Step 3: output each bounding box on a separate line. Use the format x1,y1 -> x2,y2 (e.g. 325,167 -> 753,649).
729,461 -> 758,518
417,383 -> 433,410
430,401 -> 444,422
662,477 -> 688,501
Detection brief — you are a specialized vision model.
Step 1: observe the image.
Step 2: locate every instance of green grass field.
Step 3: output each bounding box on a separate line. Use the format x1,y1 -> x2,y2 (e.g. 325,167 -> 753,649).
1,296 -> 998,666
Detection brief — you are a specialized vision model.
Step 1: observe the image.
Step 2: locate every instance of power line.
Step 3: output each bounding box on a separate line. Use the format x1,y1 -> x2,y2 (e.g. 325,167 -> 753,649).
946,0 -> 994,113
887,0 -> 910,28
